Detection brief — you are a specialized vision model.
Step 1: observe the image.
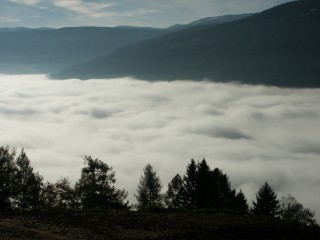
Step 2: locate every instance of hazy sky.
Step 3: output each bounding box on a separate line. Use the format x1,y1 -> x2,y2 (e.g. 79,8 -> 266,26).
0,74 -> 319,222
0,0 -> 294,28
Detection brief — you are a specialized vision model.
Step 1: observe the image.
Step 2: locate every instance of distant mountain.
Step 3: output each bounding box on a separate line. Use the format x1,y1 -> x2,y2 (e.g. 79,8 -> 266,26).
115,26 -> 160,30
0,27 -> 165,74
168,14 -> 253,31
0,27 -> 54,32
0,13 -> 250,75
54,0 -> 320,88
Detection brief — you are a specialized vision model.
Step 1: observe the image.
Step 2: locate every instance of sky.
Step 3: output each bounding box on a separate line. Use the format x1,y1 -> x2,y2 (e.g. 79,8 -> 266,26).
0,0 -> 294,28
0,74 -> 319,222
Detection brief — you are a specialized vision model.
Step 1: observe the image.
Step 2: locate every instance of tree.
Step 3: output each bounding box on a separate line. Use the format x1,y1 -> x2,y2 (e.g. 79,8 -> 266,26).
209,167 -> 233,209
76,155 -> 128,210
179,159 -> 198,209
40,181 -> 58,210
252,182 -> 280,217
196,159 -> 212,208
15,149 -> 43,210
165,174 -> 183,209
55,177 -> 80,210
230,190 -> 249,213
135,164 -> 163,210
279,195 -> 317,226
176,159 -> 242,210
0,146 -> 17,209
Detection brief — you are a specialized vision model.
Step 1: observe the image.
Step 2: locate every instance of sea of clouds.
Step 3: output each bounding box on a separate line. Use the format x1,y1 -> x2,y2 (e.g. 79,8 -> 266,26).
0,74 -> 319,220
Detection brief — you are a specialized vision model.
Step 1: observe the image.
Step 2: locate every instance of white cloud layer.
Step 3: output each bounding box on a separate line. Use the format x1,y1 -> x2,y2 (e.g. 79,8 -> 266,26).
0,74 -> 319,221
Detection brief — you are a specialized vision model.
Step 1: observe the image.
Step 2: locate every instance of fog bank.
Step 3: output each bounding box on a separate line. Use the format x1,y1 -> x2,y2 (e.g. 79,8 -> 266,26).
0,74 -> 319,221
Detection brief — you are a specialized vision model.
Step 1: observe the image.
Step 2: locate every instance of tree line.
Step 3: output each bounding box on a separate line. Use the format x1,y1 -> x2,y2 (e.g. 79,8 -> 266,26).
0,146 -> 317,226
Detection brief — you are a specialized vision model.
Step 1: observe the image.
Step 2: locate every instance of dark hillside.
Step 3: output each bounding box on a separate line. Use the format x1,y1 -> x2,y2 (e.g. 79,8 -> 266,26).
54,0 -> 320,87
0,211 -> 319,240
167,13 -> 253,31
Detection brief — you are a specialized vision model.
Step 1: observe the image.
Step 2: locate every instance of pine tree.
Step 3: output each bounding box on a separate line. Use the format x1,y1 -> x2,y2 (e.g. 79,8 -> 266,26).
0,146 -> 17,209
165,174 -> 183,209
179,159 -> 198,209
177,159 -> 237,210
232,189 -> 249,213
135,164 -> 163,210
76,155 -> 128,210
196,159 -> 212,208
15,149 -> 43,210
252,182 -> 280,217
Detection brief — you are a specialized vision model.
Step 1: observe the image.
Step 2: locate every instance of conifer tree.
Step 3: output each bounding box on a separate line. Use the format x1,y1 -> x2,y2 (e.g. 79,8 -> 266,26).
177,159 -> 240,210
213,168 -> 233,208
196,159 -> 212,208
232,190 -> 249,213
135,163 -> 163,210
252,182 -> 280,217
179,159 -> 198,209
165,174 -> 183,209
15,149 -> 43,210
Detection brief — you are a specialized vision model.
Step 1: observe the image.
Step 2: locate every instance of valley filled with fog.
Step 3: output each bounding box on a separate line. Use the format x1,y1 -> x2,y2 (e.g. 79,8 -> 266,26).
0,74 -> 319,220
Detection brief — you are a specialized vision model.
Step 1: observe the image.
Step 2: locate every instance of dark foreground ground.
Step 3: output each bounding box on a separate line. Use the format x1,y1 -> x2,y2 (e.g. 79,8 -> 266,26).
0,211 -> 319,240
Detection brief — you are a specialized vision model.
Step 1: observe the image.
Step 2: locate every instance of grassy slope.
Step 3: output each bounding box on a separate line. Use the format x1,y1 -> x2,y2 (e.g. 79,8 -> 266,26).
0,211 -> 319,240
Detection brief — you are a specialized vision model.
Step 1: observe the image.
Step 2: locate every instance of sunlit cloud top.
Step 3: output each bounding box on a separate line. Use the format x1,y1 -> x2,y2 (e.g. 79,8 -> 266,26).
0,0 -> 294,28
0,74 -> 319,222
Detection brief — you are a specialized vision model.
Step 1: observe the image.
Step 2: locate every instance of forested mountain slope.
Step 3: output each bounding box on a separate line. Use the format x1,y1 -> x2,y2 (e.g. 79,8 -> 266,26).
55,0 -> 320,87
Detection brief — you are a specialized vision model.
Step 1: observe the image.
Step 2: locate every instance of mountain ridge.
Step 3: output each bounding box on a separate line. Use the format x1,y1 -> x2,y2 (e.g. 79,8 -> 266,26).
0,13 -> 251,75
53,0 -> 320,88
0,27 -> 165,74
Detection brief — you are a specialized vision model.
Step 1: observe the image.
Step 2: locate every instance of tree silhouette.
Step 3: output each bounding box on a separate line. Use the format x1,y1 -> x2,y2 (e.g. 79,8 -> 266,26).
175,159 -> 247,210
179,159 -> 198,209
196,159 -> 212,208
55,177 -> 80,210
229,189 -> 249,213
136,163 -> 163,210
15,149 -> 43,210
279,194 -> 317,226
165,174 -> 183,209
76,155 -> 128,210
211,168 -> 234,209
252,182 -> 280,217
0,146 -> 17,209
40,181 -> 58,210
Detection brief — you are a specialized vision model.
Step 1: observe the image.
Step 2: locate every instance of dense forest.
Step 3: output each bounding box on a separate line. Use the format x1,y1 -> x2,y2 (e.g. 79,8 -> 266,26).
0,146 -> 317,227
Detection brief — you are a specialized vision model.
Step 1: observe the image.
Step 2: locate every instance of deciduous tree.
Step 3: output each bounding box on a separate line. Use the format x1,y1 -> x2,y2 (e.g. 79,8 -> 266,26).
76,155 -> 128,210
55,177 -> 80,210
136,164 -> 163,210
279,194 -> 317,226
